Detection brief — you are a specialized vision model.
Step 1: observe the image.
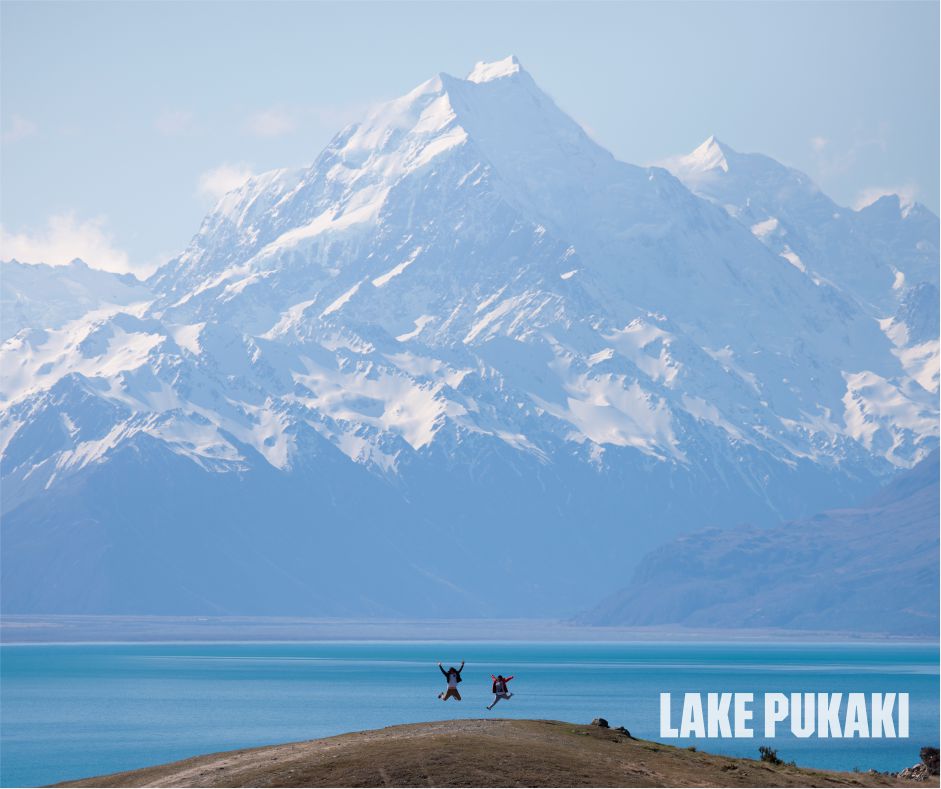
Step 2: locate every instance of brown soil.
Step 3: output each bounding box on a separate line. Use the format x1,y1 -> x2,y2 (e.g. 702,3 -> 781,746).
54,719 -> 919,788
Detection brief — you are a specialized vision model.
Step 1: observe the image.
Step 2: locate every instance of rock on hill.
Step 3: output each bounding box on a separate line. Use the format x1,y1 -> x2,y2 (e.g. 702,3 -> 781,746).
54,719 -> 912,788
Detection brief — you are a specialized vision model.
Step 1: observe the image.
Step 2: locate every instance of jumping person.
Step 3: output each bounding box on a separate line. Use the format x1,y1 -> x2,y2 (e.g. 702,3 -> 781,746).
486,673 -> 514,710
437,661 -> 464,701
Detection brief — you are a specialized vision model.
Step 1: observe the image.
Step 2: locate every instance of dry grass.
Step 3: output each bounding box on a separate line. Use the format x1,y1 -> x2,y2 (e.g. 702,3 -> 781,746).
54,719 -> 916,788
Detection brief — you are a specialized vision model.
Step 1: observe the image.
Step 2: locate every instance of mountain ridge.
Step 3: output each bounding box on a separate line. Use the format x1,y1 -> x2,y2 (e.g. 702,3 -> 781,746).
579,450 -> 940,635
1,57 -> 937,618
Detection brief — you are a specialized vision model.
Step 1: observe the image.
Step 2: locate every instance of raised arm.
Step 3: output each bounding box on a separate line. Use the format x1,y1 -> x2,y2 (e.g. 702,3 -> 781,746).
438,663 -> 447,677
505,676 -> 514,682
459,661 -> 465,673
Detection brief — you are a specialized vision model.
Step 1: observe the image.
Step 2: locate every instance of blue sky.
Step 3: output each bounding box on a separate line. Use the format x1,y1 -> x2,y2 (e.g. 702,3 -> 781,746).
1,0 -> 938,275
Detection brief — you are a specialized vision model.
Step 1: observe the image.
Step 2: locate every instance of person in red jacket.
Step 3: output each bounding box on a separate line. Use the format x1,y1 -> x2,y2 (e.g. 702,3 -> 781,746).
487,673 -> 514,710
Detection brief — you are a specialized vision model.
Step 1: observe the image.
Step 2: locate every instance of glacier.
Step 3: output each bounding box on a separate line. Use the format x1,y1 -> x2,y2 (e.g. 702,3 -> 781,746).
1,57 -> 938,619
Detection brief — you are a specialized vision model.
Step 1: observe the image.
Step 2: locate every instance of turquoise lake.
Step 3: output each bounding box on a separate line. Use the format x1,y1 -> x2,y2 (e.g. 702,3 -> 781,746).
1,641 -> 938,787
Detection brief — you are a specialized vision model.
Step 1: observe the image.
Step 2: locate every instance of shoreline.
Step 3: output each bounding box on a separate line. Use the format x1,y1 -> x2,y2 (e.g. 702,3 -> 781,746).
3,615 -> 937,645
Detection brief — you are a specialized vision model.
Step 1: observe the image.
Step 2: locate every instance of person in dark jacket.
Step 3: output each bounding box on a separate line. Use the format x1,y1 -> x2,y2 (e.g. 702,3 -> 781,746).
486,673 -> 514,710
437,661 -> 464,701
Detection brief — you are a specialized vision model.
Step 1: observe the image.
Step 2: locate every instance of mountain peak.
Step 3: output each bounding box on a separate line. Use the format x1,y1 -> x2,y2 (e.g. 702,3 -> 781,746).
687,135 -> 734,173
466,55 -> 523,84
653,136 -> 739,184
856,192 -> 919,220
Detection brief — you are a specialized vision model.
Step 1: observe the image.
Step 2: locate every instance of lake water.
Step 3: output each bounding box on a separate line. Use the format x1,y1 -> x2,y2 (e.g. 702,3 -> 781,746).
1,641 -> 937,787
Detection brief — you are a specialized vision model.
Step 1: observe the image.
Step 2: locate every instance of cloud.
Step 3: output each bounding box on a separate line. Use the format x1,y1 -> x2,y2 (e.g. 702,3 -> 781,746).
240,100 -> 370,141
308,102 -> 373,129
810,136 -> 828,153
246,109 -> 297,137
811,124 -> 890,179
155,109 -> 194,135
853,184 -> 918,211
0,213 -> 140,274
197,163 -> 255,202
2,114 -> 37,143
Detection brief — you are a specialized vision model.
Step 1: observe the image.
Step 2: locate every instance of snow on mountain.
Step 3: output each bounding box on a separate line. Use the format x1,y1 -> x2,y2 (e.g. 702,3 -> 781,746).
658,136 -> 939,315
658,136 -> 939,463
0,258 -> 152,341
1,59 -> 938,617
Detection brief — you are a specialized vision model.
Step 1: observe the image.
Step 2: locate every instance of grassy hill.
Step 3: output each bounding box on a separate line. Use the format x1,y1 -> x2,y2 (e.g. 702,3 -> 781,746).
55,719 -> 916,787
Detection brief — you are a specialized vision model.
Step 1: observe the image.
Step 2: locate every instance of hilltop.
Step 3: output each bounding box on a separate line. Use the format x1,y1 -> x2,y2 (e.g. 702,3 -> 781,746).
55,719 -> 914,787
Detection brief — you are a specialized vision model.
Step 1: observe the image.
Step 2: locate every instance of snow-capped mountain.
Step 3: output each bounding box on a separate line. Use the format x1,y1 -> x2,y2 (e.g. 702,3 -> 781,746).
2,57 -> 938,617
658,136 -> 939,313
660,135 -> 940,409
0,258 -> 151,342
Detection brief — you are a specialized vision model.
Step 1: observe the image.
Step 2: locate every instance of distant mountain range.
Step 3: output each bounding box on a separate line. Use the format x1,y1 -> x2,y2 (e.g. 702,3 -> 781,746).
1,258 -> 149,342
579,449 -> 939,636
1,57 -> 937,623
